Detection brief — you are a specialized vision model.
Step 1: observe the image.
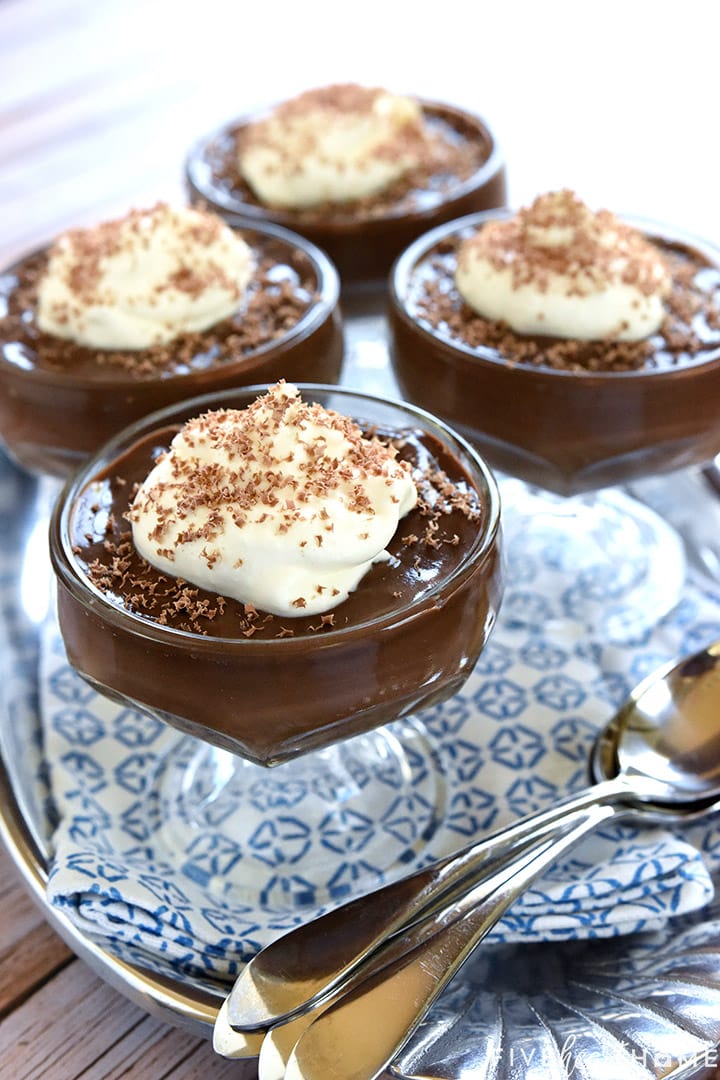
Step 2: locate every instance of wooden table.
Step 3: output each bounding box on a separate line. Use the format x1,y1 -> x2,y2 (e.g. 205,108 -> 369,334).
0,845 -> 256,1079
2,1 -> 720,1076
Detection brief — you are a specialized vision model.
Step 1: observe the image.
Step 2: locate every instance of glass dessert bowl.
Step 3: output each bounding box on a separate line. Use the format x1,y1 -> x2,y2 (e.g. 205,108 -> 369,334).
185,84 -> 507,287
389,192 -> 720,639
0,204 -> 342,477
50,383 -> 502,767
389,202 -> 720,496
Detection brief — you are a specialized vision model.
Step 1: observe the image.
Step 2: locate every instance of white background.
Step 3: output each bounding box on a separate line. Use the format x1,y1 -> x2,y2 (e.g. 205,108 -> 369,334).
1,0 -> 719,258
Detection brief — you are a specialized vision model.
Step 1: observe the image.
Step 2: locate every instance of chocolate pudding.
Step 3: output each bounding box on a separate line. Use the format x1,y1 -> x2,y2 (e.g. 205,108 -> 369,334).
390,205 -> 720,494
50,385 -> 502,765
185,91 -> 507,286
0,217 -> 342,476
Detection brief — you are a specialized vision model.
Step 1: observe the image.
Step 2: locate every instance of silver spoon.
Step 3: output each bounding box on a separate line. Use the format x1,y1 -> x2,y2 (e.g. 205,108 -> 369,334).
216,822 -> 579,1066
273,643 -> 720,1080
256,810 -> 606,1080
225,640 -> 720,1053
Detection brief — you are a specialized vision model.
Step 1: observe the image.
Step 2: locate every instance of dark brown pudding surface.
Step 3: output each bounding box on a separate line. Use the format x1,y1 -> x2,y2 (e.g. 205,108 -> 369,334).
405,228 -> 720,373
209,107 -> 490,225
51,387 -> 502,764
0,224 -> 342,476
186,101 -> 507,285
390,212 -> 720,494
1,232 -> 318,379
71,423 -> 485,639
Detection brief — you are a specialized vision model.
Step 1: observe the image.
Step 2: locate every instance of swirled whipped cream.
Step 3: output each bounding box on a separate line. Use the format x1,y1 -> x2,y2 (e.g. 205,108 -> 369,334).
455,190 -> 671,341
130,382 -> 418,617
37,203 -> 253,350
238,84 -> 429,209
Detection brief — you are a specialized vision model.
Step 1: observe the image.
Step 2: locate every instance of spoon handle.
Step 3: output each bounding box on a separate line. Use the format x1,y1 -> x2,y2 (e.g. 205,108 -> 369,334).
256,807 -> 602,1079
228,772 -> 638,1030
285,801 -> 616,1080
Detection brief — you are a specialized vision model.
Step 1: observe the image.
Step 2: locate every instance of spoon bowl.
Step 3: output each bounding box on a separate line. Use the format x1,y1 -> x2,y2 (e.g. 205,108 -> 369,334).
592,640 -> 720,802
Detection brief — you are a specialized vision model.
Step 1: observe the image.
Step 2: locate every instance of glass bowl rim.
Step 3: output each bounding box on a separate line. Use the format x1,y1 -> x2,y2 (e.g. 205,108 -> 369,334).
50,382 -> 502,651
0,216 -> 340,389
185,97 -> 506,230
389,207 -> 720,380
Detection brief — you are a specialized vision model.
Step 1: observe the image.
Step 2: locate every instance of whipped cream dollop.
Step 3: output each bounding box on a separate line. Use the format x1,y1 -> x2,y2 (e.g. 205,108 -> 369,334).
130,382 -> 418,618
238,84 -> 429,209
37,203 -> 253,350
455,190 -> 671,341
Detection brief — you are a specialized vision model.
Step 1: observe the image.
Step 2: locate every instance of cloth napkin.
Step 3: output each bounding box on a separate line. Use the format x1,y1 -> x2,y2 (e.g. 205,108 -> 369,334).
41,487 -> 720,987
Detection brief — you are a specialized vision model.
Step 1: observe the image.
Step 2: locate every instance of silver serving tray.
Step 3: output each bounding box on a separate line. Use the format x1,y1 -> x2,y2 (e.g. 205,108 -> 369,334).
2,302 -> 720,1079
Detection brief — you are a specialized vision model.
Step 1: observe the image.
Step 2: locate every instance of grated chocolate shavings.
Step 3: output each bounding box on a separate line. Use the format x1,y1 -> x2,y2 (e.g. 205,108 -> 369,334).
409,226 -> 720,373
204,100 -> 491,224
76,414 -> 485,639
128,383 -> 417,559
1,234 -> 317,379
456,191 -> 670,300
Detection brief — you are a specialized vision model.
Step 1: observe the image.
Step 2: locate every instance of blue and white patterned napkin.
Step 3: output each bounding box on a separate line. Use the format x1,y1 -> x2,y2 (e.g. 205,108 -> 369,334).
40,483 -> 720,986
